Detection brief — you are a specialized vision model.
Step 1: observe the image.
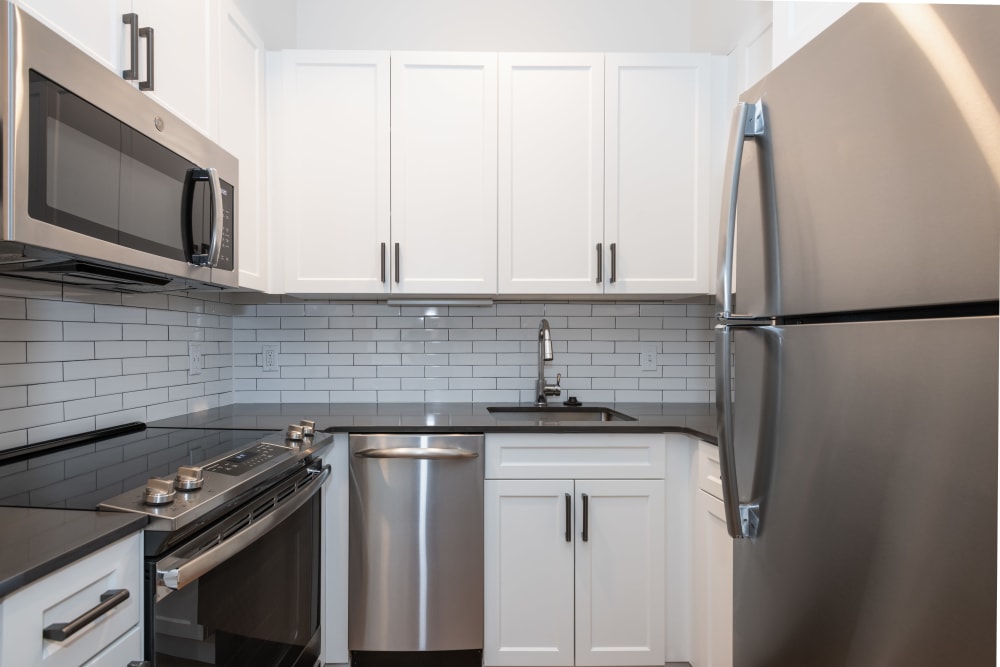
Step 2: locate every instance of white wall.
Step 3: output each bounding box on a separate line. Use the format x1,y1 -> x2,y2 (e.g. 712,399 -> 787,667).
771,2 -> 855,67
295,0 -> 696,52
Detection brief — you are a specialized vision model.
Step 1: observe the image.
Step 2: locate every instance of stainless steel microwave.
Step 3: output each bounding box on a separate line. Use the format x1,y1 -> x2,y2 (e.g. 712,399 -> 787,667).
0,2 -> 239,290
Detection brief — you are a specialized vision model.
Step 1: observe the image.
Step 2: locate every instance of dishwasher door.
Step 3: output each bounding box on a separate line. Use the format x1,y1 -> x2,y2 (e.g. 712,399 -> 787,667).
349,433 -> 485,655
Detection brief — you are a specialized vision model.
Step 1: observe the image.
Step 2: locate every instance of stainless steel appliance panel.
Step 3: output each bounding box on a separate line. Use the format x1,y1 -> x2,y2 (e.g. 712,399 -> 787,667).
724,4 -> 1000,318
726,316 -> 997,666
1,2 -> 239,287
349,433 -> 485,652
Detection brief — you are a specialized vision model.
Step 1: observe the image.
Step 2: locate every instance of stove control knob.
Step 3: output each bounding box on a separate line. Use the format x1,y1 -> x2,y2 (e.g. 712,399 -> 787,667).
286,425 -> 304,442
143,478 -> 176,505
299,420 -> 316,437
175,465 -> 204,491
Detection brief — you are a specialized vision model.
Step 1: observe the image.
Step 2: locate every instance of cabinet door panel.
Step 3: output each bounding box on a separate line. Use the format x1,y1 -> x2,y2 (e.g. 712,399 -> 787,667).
391,52 -> 497,294
15,0 -> 128,73
485,479 -> 575,666
605,54 -> 711,295
132,0 -> 215,137
219,2 -> 267,290
498,53 -> 604,294
575,479 -> 665,667
277,51 -> 390,294
698,490 -> 733,667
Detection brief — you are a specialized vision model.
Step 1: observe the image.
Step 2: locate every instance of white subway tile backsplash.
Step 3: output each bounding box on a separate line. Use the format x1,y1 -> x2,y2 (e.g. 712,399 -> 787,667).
28,342 -> 95,362
28,380 -> 95,405
96,341 -> 147,359
95,305 -> 147,324
0,320 -> 63,342
0,386 -> 27,410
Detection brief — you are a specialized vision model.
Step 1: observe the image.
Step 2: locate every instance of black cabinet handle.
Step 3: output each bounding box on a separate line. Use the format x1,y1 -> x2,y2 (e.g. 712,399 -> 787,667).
564,493 -> 571,542
138,26 -> 154,91
596,243 -> 603,283
380,242 -> 387,283
122,13 -> 139,81
610,243 -> 617,284
581,493 -> 589,542
43,589 -> 130,641
394,243 -> 400,284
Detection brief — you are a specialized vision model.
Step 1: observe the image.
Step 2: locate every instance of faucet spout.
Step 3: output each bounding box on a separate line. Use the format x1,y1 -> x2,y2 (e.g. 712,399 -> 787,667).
535,319 -> 561,407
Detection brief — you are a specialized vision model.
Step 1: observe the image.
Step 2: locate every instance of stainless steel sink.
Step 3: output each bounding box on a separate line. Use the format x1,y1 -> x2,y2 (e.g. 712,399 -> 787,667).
487,406 -> 636,422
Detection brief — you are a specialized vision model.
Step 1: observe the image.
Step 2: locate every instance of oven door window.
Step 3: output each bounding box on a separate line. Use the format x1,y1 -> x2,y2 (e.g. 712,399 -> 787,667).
152,491 -> 321,667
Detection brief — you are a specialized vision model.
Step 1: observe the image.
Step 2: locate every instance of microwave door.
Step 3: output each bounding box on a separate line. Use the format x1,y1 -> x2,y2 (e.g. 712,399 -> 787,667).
119,127 -> 213,281
27,71 -> 122,246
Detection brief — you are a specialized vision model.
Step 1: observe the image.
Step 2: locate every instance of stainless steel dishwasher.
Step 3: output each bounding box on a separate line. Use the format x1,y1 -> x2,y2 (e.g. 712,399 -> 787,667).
349,433 -> 484,667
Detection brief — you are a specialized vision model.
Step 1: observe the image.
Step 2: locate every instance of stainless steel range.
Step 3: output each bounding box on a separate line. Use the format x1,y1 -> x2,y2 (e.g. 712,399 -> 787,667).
0,420 -> 332,667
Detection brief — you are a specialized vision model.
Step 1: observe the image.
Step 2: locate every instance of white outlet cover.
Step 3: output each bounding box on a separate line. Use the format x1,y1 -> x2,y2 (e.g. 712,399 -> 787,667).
640,343 -> 657,371
262,344 -> 280,372
188,342 -> 203,376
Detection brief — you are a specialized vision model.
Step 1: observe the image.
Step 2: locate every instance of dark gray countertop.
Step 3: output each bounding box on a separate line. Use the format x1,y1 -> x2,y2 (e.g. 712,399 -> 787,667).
148,402 -> 718,444
0,508 -> 146,598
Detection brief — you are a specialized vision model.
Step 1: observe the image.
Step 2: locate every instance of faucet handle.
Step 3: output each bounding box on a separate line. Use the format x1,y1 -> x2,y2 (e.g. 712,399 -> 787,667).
544,373 -> 562,397
556,373 -> 561,386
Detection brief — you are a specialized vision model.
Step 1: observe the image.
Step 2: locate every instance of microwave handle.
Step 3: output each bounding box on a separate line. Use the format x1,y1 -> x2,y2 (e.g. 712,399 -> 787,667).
183,167 -> 223,267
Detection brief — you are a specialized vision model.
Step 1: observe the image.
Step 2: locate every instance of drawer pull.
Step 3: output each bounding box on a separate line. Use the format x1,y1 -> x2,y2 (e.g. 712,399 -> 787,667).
581,493 -> 589,542
565,493 -> 572,542
43,589 -> 130,641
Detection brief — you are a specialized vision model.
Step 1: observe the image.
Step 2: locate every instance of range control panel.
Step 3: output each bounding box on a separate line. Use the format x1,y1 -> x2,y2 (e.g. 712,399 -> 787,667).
204,443 -> 286,476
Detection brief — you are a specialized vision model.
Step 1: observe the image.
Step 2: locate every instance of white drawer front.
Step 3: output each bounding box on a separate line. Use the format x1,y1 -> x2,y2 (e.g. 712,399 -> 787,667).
486,433 -> 666,479
698,441 -> 724,500
0,532 -> 142,667
81,625 -> 141,667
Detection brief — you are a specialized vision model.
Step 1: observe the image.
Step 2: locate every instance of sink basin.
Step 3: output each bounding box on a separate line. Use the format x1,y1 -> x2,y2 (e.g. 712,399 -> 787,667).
487,406 -> 636,422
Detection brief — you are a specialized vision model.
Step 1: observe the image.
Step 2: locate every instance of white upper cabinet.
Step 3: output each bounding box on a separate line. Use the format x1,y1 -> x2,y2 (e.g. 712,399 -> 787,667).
16,0 -> 219,138
498,53 -> 605,295
604,53 -> 712,295
218,1 -> 268,291
274,51 -> 391,295
391,52 -> 498,294
130,0 -> 216,137
14,0 -> 130,73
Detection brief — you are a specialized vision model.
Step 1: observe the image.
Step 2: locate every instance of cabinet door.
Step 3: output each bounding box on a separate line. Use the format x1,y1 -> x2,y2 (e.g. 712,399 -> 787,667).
575,479 -> 665,667
695,490 -> 733,667
15,0 -> 129,73
605,54 -> 711,295
276,51 -> 390,294
498,53 -> 604,295
485,479 -> 575,667
218,1 -> 268,291
390,52 -> 498,294
131,0 -> 216,137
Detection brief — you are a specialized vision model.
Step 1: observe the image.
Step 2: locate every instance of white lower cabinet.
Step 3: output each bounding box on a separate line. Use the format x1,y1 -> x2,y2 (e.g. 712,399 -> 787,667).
693,442 -> 733,667
0,531 -> 144,667
484,434 -> 666,667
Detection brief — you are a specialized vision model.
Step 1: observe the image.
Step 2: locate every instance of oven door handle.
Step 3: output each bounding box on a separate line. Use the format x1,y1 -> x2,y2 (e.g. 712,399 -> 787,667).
156,464 -> 330,593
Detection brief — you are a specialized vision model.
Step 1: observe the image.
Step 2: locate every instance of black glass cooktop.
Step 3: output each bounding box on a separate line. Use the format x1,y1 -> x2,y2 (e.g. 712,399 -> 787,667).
0,426 -> 276,511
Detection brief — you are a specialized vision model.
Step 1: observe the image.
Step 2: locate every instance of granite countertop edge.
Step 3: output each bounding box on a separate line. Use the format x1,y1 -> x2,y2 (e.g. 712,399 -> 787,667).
149,402 -> 719,444
0,510 -> 147,599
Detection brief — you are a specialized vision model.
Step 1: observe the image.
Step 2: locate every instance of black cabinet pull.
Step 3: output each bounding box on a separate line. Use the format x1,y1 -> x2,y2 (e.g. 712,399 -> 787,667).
122,13 -> 139,80
138,26 -> 154,91
596,243 -> 603,283
394,243 -> 400,284
43,589 -> 130,641
581,493 -> 589,542
610,243 -> 617,284
380,242 -> 387,283
564,493 -> 571,542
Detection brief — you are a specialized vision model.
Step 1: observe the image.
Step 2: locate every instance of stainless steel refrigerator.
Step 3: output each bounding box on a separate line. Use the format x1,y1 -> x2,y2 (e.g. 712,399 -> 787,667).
715,4 -> 999,666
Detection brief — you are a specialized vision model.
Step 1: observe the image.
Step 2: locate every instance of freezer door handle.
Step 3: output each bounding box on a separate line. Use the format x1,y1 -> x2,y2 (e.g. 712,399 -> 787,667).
716,324 -> 760,539
718,100 -> 766,322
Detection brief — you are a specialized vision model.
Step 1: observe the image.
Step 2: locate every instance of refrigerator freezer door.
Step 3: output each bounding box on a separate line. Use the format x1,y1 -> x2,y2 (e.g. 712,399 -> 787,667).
727,4 -> 1000,318
728,315 -> 997,666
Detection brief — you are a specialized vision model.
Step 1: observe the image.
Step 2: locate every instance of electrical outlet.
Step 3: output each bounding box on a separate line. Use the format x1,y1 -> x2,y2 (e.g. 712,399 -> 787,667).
188,342 -> 203,377
262,344 -> 279,372
640,343 -> 657,371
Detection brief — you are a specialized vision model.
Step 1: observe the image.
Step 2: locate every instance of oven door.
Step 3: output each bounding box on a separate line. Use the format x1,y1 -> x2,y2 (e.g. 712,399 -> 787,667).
148,463 -> 329,667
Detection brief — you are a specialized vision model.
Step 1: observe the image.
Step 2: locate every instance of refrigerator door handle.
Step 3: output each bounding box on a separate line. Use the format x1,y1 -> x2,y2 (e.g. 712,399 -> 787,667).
716,323 -> 760,539
718,100 -> 766,322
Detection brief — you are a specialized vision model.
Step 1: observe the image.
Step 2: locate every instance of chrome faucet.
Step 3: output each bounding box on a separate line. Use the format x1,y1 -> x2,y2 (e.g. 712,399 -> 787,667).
535,319 -> 561,407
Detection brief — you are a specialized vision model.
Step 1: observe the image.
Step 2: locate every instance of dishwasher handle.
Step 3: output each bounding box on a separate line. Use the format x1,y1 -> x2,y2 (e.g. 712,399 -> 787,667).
354,447 -> 479,460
